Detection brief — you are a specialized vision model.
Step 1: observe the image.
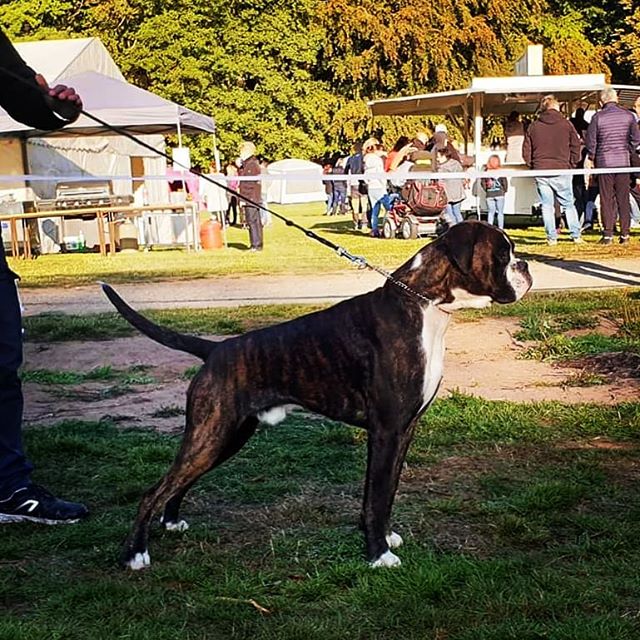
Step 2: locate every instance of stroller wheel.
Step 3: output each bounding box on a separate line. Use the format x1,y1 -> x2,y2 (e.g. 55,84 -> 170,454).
400,218 -> 418,240
382,218 -> 397,239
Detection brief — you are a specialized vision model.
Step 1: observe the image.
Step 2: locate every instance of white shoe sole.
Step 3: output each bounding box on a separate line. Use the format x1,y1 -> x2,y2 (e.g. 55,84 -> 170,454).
0,513 -> 81,525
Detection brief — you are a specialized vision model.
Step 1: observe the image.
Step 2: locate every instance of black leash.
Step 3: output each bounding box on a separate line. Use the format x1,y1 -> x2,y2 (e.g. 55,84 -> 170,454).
0,64 -> 434,305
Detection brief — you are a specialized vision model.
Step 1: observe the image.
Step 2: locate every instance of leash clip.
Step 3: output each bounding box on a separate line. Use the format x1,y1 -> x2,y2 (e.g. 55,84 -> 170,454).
336,247 -> 367,269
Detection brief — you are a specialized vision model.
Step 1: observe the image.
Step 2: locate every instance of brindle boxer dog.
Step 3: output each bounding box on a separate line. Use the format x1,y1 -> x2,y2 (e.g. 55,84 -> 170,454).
102,221 -> 532,570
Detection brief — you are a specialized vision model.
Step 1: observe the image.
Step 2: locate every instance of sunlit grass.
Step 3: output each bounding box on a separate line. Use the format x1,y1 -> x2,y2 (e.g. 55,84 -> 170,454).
9,203 -> 640,288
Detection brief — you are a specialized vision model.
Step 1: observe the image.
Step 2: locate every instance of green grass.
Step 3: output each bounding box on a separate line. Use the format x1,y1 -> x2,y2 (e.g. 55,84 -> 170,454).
20,365 -> 155,385
9,202 -> 640,289
23,288 -> 640,344
2,395 -> 640,639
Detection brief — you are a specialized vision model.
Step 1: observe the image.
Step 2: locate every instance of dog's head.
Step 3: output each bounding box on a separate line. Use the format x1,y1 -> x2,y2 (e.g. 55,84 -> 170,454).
396,221 -> 532,311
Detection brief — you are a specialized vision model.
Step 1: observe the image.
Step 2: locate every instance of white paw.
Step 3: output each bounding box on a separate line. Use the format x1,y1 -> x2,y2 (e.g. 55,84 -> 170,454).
164,519 -> 189,532
370,550 -> 402,568
386,532 -> 403,549
127,551 -> 151,571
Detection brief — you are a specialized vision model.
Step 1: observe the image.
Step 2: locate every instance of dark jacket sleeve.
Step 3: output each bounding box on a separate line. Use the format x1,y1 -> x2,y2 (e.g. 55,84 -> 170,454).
0,28 -> 71,130
522,129 -> 532,168
500,177 -> 508,192
584,116 -> 597,160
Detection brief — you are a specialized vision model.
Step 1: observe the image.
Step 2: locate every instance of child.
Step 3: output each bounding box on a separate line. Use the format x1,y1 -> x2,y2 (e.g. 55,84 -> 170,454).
481,154 -> 508,229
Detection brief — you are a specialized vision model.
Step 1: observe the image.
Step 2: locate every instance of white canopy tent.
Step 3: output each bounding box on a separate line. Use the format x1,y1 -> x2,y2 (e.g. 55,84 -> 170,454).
266,159 -> 326,204
0,38 -> 215,205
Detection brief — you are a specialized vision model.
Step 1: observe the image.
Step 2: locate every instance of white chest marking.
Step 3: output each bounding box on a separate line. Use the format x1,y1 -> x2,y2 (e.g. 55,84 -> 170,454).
257,404 -> 300,425
420,304 -> 450,411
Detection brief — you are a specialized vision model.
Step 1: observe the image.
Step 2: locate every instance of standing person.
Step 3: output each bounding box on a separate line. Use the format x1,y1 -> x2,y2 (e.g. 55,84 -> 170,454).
570,107 -> 589,140
504,111 -> 525,163
0,28 -> 88,523
330,157 -> 348,216
237,141 -> 263,251
629,96 -> 640,213
224,163 -> 239,226
384,136 -> 410,172
522,94 -> 583,245
584,88 -> 640,245
322,162 -> 334,215
481,154 -> 508,229
436,147 -> 465,225
362,138 -> 387,237
345,142 -> 368,230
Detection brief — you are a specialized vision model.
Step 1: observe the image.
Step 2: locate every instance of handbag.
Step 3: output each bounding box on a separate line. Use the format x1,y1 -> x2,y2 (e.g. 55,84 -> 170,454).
402,179 -> 448,215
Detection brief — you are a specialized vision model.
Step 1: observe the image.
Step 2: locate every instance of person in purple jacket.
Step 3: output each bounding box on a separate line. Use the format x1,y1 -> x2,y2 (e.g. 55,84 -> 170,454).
585,88 -> 640,245
0,28 -> 88,524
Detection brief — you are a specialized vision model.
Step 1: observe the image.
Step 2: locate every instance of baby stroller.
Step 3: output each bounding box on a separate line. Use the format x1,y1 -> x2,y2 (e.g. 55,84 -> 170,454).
381,180 -> 448,239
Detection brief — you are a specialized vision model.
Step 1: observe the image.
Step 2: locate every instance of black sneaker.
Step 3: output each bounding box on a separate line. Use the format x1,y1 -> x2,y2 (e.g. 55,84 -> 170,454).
0,485 -> 88,524
598,236 -> 613,245
620,236 -> 630,245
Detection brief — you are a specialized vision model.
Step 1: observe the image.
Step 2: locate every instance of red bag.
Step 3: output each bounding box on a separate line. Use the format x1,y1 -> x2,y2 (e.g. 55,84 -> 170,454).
402,179 -> 448,215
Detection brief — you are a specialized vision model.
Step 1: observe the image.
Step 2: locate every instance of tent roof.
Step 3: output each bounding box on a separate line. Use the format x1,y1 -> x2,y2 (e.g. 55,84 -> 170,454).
367,73 -> 640,117
0,71 -> 215,137
267,158 -> 322,173
15,37 -> 125,82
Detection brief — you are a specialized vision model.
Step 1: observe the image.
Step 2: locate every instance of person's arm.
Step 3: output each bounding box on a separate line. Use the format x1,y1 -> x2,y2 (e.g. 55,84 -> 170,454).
522,130 -> 532,168
584,116 -> 597,162
500,177 -> 508,192
0,28 -> 82,130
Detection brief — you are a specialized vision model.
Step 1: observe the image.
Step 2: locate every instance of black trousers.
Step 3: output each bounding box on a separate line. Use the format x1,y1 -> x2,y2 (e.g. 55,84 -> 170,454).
599,172 -> 631,237
0,261 -> 32,497
245,206 -> 263,250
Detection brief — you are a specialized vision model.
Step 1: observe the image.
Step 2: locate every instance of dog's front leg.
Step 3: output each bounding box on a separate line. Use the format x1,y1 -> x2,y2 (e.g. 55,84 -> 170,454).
362,419 -> 417,568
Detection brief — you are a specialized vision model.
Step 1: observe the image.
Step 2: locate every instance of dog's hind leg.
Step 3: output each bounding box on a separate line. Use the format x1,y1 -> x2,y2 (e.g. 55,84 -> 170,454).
121,408 -> 260,570
160,417 -> 259,532
363,418 -> 418,569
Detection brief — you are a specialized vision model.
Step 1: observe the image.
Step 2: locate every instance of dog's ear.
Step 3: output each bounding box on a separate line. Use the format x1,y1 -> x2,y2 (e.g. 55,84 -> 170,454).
443,222 -> 479,275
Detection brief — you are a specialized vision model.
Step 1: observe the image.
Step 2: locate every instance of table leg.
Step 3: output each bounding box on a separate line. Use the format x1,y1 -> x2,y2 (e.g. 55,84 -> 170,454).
108,215 -> 117,256
97,212 -> 106,257
9,219 -> 18,258
22,220 -> 31,259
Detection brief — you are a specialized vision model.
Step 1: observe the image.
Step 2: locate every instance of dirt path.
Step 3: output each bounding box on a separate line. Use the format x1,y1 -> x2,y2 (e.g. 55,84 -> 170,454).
23,317 -> 638,432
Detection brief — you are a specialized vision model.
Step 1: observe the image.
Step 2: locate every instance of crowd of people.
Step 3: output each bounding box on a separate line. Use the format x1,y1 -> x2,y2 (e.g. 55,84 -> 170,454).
318,89 -> 640,244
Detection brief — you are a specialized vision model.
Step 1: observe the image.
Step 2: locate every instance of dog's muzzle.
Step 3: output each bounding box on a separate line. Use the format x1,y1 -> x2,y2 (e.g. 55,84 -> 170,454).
508,259 -> 533,300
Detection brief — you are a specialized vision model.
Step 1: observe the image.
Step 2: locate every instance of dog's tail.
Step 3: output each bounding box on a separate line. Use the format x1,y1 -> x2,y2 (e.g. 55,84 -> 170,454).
100,282 -> 215,361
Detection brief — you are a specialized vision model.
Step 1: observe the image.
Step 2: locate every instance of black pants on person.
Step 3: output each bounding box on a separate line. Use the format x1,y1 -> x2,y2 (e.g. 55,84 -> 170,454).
599,172 -> 631,238
0,258 -> 32,498
245,205 -> 263,250
226,196 -> 238,226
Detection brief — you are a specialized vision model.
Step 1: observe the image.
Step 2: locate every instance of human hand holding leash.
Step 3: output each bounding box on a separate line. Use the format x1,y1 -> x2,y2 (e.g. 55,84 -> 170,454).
35,73 -> 83,122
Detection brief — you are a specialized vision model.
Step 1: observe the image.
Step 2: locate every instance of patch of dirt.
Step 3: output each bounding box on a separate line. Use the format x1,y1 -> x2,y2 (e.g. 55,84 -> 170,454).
565,351 -> 640,379
22,317 -> 640,429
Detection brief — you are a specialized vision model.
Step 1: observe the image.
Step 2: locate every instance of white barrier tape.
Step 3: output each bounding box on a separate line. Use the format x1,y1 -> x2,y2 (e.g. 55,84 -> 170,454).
0,166 -> 638,183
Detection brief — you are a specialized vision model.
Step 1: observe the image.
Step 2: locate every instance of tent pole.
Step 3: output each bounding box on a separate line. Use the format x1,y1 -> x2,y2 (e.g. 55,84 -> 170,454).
473,94 -> 483,219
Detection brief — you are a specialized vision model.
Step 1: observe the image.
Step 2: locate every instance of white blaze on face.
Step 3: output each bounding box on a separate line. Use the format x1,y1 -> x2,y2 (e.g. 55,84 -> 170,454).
507,251 -> 531,301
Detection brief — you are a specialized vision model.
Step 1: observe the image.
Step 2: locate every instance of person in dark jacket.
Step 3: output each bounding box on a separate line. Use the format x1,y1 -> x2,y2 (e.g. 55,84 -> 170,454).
629,95 -> 640,214
0,28 -> 88,524
238,141 -> 263,251
523,94 -> 583,245
585,88 -> 640,244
